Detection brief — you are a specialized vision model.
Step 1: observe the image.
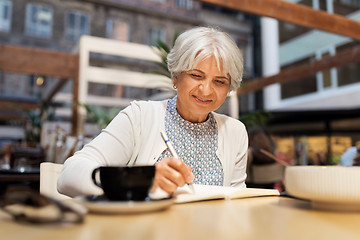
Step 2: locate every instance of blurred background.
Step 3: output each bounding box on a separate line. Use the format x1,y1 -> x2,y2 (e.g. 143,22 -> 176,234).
0,0 -> 359,189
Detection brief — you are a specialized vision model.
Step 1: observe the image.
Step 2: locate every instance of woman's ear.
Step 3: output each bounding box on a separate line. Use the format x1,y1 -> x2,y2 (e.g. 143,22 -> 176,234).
172,76 -> 178,89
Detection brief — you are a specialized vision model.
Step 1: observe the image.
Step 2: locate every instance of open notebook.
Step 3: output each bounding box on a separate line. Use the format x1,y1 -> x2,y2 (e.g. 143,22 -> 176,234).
172,184 -> 280,204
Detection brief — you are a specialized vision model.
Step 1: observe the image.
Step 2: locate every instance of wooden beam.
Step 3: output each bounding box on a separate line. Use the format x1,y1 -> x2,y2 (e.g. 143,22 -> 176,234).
0,98 -> 40,111
0,44 -> 78,79
71,64 -> 79,136
237,45 -> 360,95
0,44 -> 79,134
0,112 -> 25,121
200,0 -> 360,40
44,78 -> 69,103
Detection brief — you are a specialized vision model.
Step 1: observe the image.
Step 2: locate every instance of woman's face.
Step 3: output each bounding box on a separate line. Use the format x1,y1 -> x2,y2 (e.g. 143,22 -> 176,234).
173,56 -> 230,123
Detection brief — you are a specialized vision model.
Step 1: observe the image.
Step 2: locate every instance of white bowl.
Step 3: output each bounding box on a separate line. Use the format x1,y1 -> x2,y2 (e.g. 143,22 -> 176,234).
285,166 -> 360,211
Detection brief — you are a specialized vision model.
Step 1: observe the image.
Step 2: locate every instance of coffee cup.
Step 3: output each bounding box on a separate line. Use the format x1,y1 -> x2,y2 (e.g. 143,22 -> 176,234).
91,166 -> 155,201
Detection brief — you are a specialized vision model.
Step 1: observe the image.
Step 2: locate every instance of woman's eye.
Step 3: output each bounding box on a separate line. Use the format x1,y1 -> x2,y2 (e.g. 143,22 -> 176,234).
215,79 -> 225,85
191,74 -> 202,78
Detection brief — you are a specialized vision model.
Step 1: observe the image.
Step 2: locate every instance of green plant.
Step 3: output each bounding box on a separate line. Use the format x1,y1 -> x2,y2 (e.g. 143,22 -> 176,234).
150,32 -> 179,78
24,96 -> 56,144
82,104 -> 120,130
239,111 -> 272,130
330,155 -> 341,165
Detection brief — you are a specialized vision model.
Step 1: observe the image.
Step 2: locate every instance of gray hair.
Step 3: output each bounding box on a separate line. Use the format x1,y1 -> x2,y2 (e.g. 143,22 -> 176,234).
167,27 -> 244,91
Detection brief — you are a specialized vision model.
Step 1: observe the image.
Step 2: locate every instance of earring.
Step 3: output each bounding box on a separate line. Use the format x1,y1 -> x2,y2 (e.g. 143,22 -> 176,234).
173,85 -> 177,89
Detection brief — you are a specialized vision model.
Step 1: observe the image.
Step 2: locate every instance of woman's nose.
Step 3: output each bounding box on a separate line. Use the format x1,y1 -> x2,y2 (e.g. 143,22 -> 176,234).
198,79 -> 213,94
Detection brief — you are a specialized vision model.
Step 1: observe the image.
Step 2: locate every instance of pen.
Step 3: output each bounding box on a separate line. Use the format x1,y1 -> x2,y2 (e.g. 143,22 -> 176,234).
160,130 -> 195,193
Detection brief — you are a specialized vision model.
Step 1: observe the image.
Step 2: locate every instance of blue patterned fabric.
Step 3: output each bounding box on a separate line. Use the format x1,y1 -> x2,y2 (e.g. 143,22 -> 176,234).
157,96 -> 223,185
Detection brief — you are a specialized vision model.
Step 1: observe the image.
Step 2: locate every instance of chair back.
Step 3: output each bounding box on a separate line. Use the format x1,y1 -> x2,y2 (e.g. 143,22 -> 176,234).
247,163 -> 285,184
40,162 -> 70,200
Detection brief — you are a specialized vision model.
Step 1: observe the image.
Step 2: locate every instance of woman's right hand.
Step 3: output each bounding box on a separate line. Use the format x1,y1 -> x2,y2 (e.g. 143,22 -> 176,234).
152,157 -> 194,194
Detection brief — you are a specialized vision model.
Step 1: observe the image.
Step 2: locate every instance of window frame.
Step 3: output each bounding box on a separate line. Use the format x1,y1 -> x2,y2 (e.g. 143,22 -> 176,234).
64,10 -> 90,42
25,3 -> 53,38
175,0 -> 194,10
147,26 -> 165,46
106,19 -> 130,41
0,0 -> 12,32
149,0 -> 166,3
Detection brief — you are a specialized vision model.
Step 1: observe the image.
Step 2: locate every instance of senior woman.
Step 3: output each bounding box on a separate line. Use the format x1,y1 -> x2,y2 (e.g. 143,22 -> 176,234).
57,26 -> 248,197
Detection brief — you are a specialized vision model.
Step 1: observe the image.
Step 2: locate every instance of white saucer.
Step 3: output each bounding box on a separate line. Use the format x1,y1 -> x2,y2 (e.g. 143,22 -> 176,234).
75,196 -> 174,214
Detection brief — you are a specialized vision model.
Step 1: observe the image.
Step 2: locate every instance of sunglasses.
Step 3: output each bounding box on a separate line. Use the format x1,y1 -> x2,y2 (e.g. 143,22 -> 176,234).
0,190 -> 85,224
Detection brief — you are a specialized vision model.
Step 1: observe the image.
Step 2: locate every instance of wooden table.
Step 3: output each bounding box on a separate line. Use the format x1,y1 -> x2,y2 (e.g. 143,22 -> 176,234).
1,196 -> 360,240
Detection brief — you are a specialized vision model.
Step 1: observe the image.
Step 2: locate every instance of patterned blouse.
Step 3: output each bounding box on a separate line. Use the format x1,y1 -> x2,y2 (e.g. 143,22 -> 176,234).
156,96 -> 224,185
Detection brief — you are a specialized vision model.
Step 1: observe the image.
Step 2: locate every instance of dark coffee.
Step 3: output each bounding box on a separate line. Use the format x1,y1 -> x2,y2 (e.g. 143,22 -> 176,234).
92,166 -> 155,201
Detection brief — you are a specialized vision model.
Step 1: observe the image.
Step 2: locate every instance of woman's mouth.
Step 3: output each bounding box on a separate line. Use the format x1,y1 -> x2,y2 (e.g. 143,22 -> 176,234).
193,95 -> 212,103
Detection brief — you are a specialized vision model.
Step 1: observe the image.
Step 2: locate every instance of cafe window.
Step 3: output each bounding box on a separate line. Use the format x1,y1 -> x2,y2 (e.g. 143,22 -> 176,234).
176,0 -> 194,9
106,19 -> 129,41
0,72 -> 31,98
336,42 -> 360,87
0,0 -> 11,32
281,56 -> 318,99
0,71 -> 3,94
147,27 -> 165,46
25,4 -> 53,38
65,11 -> 89,42
315,48 -> 337,91
336,0 -> 360,14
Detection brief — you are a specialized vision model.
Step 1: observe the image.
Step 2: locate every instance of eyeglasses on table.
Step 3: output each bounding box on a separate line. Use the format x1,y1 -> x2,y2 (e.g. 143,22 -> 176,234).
0,190 -> 85,224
